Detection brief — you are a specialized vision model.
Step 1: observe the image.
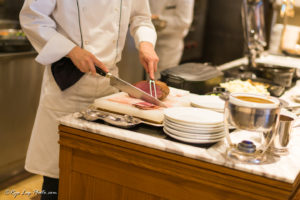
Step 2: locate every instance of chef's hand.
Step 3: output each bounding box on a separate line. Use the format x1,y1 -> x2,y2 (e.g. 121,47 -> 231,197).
138,42 -> 159,80
67,46 -> 108,75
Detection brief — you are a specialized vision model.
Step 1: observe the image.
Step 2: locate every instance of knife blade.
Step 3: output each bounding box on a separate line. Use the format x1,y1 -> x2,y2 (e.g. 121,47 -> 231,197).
95,66 -> 167,108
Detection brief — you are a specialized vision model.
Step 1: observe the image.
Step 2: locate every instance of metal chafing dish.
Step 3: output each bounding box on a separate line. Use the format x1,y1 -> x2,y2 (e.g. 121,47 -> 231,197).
224,92 -> 281,164
255,64 -> 295,88
221,65 -> 289,97
160,63 -> 224,95
227,93 -> 280,132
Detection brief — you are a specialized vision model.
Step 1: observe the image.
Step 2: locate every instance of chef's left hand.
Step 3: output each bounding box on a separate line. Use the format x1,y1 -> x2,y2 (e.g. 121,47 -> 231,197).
139,42 -> 159,80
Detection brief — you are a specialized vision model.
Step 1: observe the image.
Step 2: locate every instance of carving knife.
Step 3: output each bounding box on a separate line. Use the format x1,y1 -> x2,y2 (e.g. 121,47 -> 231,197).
95,66 -> 167,108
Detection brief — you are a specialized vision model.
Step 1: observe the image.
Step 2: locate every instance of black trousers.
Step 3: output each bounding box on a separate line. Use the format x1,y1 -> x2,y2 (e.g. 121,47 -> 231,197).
40,176 -> 59,200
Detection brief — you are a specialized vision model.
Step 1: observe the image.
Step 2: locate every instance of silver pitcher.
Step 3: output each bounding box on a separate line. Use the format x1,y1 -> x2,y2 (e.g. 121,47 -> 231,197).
264,114 -> 294,155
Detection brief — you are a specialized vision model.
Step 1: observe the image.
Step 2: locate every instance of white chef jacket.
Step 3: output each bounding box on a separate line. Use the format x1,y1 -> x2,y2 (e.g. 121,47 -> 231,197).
149,0 -> 194,79
19,0 -> 156,178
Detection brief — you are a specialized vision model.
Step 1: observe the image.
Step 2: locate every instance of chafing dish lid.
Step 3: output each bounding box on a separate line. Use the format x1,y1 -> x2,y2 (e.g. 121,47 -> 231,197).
160,63 -> 223,82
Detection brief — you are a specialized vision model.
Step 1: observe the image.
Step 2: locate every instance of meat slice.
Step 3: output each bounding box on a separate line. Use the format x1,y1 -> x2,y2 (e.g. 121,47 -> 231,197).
133,102 -> 160,110
133,80 -> 170,100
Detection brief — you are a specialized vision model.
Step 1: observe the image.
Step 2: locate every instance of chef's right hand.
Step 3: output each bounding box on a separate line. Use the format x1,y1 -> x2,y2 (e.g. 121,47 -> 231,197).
67,46 -> 108,75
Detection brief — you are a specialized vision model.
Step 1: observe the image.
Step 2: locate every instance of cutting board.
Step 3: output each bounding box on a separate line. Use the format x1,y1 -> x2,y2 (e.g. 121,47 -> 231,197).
93,87 -> 191,124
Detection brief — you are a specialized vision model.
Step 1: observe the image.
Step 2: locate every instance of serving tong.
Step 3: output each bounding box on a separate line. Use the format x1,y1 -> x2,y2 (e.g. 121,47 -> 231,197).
149,79 -> 157,99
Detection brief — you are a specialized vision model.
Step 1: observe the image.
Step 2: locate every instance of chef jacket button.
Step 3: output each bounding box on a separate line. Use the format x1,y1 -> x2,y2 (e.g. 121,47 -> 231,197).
115,8 -> 118,12
112,40 -> 116,44
84,41 -> 89,45
82,7 -> 87,12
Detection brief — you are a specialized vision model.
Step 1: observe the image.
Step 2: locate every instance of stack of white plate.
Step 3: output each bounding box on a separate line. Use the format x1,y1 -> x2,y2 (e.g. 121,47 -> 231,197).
163,107 -> 225,144
190,95 -> 225,112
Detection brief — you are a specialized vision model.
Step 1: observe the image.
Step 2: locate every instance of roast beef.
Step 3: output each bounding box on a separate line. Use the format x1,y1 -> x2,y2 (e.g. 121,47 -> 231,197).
133,80 -> 170,100
133,102 -> 160,110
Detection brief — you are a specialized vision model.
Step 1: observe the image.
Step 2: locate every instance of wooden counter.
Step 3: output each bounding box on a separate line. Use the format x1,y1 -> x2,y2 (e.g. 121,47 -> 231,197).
58,124 -> 300,200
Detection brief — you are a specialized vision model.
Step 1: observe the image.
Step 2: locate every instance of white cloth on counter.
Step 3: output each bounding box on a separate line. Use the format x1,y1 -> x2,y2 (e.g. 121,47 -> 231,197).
19,0 -> 156,178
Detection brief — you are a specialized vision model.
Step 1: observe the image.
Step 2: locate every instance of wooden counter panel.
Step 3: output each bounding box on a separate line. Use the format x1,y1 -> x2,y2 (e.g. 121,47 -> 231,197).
58,125 -> 294,191
58,125 -> 295,200
59,145 -> 72,200
70,171 -> 165,200
71,148 -> 264,200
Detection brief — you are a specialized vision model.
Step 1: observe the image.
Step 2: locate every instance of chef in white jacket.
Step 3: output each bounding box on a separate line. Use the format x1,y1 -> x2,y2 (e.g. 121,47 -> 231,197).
19,0 -> 158,199
149,0 -> 194,79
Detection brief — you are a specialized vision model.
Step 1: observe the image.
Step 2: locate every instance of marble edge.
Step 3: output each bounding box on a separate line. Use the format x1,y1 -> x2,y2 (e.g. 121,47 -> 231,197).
58,113 -> 299,184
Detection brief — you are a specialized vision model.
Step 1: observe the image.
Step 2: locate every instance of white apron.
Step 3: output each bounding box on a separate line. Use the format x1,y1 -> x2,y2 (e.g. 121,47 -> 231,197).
20,0 -> 156,179
25,66 -> 118,178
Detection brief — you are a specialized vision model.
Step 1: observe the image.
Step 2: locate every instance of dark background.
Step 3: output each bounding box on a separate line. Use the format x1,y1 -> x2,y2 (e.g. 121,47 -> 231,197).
181,0 -> 275,65
0,0 -> 23,20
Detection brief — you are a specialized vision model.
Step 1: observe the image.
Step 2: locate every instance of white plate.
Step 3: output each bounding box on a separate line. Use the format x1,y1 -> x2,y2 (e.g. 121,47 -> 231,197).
164,124 -> 225,137
164,124 -> 225,136
190,95 -> 225,110
165,118 -> 224,130
164,118 -> 224,130
164,118 -> 224,129
163,128 -> 224,144
164,107 -> 224,125
164,120 -> 224,133
164,125 -> 225,139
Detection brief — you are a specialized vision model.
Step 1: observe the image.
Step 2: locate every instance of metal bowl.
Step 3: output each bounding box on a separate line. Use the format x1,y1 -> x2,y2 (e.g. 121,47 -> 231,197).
227,93 -> 280,132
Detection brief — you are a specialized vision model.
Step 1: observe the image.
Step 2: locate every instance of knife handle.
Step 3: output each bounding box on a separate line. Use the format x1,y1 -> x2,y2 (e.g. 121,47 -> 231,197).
95,66 -> 107,77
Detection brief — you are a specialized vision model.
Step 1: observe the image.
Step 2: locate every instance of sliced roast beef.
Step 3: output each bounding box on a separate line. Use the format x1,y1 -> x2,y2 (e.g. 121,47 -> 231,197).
133,102 -> 160,110
133,80 -> 170,100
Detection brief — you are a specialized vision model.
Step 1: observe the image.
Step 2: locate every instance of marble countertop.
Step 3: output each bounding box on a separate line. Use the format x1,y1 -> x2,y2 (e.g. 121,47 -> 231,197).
59,103 -> 300,184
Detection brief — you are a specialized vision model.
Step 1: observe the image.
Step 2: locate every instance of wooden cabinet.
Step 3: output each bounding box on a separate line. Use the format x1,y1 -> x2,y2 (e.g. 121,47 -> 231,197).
58,125 -> 300,200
